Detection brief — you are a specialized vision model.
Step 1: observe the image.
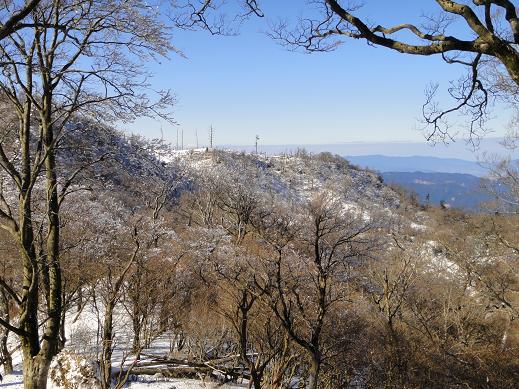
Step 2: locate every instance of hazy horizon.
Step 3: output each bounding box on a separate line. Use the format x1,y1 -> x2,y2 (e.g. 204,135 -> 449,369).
219,136 -> 516,161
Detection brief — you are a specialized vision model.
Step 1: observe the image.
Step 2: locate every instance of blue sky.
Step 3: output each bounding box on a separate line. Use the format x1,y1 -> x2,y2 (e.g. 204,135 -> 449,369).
124,1 -> 510,151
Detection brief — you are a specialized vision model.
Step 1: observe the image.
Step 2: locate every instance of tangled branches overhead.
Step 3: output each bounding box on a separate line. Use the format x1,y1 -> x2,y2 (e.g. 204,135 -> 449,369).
269,0 -> 519,143
171,0 -> 263,35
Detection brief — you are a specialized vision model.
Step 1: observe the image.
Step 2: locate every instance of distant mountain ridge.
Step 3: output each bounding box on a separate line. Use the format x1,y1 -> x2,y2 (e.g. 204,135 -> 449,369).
346,155 -> 488,177
341,155 -> 500,210
380,171 -> 493,210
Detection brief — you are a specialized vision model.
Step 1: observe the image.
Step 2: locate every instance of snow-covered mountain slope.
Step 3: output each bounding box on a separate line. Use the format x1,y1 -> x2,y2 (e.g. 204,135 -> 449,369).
167,149 -> 401,212
0,130 -> 426,389
51,123 -> 406,218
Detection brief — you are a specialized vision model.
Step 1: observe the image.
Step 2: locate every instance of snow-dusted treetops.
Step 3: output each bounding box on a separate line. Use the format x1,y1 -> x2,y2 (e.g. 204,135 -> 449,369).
0,120 -> 518,389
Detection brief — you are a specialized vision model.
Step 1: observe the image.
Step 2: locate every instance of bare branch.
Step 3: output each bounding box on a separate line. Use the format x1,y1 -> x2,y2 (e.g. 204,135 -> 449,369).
0,0 -> 41,41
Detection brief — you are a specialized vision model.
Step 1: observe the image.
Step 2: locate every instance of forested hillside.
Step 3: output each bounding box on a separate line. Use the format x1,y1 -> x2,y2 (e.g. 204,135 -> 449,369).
2,126 -> 518,388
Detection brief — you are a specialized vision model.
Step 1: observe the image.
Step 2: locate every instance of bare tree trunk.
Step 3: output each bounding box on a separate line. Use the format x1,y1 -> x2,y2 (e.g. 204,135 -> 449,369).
307,355 -> 320,389
101,240 -> 139,389
131,314 -> 141,354
130,269 -> 143,354
101,300 -> 115,389
22,353 -> 51,389
77,287 -> 83,313
58,306 -> 66,351
250,373 -> 262,389
0,290 -> 12,374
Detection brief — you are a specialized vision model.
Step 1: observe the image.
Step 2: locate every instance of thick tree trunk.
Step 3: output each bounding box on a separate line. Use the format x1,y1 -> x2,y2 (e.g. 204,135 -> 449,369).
0,334 -> 12,375
0,291 -> 12,374
132,316 -> 141,354
22,353 -> 51,389
249,372 -> 262,389
498,49 -> 519,87
14,119 -> 63,389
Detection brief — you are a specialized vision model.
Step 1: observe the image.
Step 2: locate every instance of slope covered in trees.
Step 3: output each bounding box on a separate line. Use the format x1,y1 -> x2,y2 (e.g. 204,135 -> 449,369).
1,125 -> 518,388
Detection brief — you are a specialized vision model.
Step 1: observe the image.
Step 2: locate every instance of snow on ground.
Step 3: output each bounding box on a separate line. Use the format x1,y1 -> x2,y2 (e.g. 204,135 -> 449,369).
421,240 -> 460,277
0,371 -> 24,388
410,222 -> 427,232
0,373 -> 245,388
0,303 -> 244,388
127,378 -> 246,389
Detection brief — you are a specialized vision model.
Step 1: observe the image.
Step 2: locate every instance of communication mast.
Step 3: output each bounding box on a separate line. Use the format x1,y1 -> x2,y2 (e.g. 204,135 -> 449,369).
209,125 -> 214,149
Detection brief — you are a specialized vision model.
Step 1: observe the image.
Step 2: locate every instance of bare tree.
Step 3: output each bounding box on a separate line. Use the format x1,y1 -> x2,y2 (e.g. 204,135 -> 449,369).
0,229 -> 17,374
206,242 -> 295,389
279,1 -> 518,81
271,0 -> 519,142
0,1 -> 174,387
98,225 -> 140,389
367,241 -> 418,387
254,193 -> 380,389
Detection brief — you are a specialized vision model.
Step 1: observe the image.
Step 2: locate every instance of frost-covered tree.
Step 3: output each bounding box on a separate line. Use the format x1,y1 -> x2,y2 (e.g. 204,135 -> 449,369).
0,1 -> 174,387
252,193 -> 381,389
